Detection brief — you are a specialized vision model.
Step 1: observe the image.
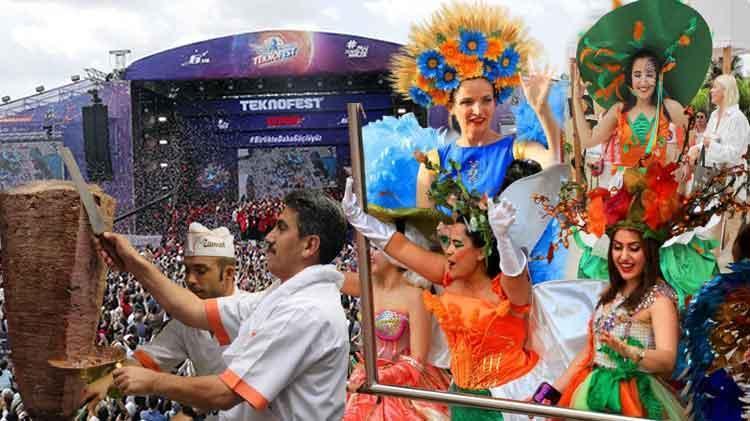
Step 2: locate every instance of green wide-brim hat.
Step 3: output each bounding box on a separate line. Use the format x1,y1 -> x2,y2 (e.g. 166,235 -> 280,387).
577,0 -> 712,109
367,204 -> 450,242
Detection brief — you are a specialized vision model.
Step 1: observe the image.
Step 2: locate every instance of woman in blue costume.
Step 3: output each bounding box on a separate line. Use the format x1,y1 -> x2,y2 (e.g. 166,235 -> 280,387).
388,2 -> 562,209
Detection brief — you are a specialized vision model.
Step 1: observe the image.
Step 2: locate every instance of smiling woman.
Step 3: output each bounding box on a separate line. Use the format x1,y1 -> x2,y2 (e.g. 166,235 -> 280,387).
571,0 -> 712,181
547,226 -> 686,420
388,2 -> 561,209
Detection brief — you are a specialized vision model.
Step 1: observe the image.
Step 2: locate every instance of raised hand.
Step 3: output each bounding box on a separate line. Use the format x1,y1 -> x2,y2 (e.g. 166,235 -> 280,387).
520,59 -> 554,114
488,197 -> 517,238
341,177 -> 396,250
488,198 -> 527,277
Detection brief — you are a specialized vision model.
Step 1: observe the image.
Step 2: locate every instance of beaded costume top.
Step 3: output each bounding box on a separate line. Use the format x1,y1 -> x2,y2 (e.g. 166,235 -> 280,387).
374,310 -> 411,361
422,275 -> 539,390
592,281 -> 677,371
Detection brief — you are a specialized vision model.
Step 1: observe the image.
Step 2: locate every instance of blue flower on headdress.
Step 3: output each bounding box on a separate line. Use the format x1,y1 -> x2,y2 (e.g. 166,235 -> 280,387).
459,30 -> 488,57
498,87 -> 513,104
409,86 -> 432,107
435,65 -> 460,91
499,47 -> 520,77
483,59 -> 502,82
417,50 -> 445,79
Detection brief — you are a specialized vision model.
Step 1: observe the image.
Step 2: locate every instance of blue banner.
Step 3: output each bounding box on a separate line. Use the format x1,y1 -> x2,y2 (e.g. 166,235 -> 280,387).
177,93 -> 392,116
217,129 -> 350,147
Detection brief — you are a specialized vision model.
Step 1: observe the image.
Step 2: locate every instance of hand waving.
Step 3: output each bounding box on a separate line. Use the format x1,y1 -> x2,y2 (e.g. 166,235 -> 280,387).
488,198 -> 517,238
521,59 -> 555,114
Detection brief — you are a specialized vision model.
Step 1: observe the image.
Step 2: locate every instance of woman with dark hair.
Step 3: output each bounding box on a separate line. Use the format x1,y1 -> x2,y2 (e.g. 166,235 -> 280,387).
529,158 -> 738,418
575,49 -> 685,170
343,173 -> 546,421
572,0 -> 711,177
548,227 -> 685,419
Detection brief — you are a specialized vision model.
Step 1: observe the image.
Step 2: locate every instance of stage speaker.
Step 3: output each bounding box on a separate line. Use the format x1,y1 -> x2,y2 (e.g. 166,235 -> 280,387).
82,102 -> 113,180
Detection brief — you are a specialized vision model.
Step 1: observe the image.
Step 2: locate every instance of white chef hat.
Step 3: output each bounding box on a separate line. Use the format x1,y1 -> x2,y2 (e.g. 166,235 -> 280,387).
185,222 -> 235,259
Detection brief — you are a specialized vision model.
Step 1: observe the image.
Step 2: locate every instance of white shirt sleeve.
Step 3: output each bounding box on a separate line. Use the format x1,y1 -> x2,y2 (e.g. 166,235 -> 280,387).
707,109 -> 750,165
204,292 -> 265,346
133,320 -> 187,372
217,306 -> 329,410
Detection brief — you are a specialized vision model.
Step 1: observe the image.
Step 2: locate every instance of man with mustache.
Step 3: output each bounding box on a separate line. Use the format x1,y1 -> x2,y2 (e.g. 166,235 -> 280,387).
96,190 -> 349,420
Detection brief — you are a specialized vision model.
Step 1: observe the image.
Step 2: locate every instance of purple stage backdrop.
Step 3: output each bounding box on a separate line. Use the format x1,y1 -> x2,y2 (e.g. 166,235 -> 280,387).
0,81 -> 134,226
125,31 -> 400,81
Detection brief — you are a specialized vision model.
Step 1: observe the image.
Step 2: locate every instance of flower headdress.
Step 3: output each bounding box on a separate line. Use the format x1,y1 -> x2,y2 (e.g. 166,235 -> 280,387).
414,150 -> 494,258
535,160 -> 750,249
535,159 -> 749,304
391,1 -> 538,108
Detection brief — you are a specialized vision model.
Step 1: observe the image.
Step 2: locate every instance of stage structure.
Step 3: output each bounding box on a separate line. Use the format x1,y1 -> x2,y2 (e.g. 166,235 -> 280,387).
124,31 -> 415,223
0,79 -> 135,231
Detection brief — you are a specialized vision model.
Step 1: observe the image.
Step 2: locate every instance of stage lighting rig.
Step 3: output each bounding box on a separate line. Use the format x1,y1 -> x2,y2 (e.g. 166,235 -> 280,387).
35,86 -> 45,93
1,96 -> 10,103
71,75 -> 81,82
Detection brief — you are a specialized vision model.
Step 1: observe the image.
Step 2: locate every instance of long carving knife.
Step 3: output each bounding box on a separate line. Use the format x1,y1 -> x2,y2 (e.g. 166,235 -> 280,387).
60,147 -> 107,235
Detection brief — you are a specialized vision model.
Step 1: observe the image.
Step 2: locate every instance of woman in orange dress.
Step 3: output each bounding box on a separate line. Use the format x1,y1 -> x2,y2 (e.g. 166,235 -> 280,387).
342,177 -> 544,421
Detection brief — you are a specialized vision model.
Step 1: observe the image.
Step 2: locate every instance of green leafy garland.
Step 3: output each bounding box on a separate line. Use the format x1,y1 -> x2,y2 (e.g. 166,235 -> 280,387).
415,151 -> 495,258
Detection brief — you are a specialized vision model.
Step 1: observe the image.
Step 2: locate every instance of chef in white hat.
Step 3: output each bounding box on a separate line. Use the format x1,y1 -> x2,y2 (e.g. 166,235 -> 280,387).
83,222 -> 273,421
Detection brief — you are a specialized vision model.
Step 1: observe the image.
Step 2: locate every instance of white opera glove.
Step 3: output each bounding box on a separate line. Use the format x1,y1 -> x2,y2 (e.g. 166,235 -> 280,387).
342,177 -> 396,250
488,198 -> 527,277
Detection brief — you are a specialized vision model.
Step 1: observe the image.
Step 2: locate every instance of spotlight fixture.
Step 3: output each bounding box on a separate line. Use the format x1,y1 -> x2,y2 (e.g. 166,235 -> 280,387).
397,108 -> 407,114
157,116 -> 168,123
1,96 -> 10,103
346,78 -> 353,86
71,75 -> 81,82
316,79 -> 324,88
35,86 -> 45,93
159,139 -> 168,145
159,162 -> 169,168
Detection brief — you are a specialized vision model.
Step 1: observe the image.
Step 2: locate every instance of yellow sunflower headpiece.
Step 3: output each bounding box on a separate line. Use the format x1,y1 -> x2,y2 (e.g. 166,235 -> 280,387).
391,1 -> 539,108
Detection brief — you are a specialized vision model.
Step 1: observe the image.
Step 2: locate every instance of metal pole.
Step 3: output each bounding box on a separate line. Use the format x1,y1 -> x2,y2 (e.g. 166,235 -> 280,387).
347,103 -> 377,386
569,58 -> 585,184
363,384 -> 646,421
723,46 -> 733,75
